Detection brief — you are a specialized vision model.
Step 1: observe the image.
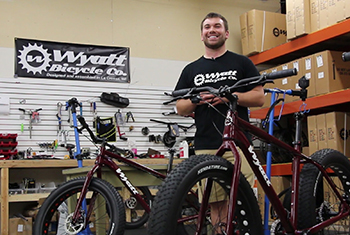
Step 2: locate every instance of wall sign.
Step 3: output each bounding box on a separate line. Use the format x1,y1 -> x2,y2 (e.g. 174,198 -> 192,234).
15,38 -> 130,83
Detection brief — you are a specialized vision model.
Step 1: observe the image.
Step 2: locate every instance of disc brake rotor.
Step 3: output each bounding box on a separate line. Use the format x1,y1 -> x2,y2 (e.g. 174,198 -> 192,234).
64,213 -> 85,234
125,197 -> 138,209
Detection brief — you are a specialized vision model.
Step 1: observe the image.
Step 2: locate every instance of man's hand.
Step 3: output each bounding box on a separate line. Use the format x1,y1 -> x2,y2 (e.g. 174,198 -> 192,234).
200,92 -> 228,106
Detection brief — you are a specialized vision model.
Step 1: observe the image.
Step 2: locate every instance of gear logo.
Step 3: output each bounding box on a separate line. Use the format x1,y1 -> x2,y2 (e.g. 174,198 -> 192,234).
17,43 -> 52,75
194,74 -> 205,86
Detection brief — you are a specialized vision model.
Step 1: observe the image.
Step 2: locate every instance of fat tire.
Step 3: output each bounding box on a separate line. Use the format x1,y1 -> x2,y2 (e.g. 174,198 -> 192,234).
33,177 -> 125,235
298,148 -> 350,233
148,154 -> 263,235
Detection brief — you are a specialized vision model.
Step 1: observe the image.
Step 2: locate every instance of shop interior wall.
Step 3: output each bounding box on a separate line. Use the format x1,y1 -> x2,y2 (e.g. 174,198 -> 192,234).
0,0 -> 281,157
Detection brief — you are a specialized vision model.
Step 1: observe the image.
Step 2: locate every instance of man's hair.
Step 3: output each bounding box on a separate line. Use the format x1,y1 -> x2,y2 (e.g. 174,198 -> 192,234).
200,12 -> 229,31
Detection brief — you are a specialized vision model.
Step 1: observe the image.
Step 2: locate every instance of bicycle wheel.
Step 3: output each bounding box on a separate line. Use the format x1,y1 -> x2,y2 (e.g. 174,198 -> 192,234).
33,177 -> 125,235
148,154 -> 263,235
298,148 -> 350,234
119,186 -> 152,229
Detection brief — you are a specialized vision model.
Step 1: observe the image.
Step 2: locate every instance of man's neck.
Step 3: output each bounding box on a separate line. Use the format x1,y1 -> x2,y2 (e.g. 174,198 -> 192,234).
204,47 -> 227,59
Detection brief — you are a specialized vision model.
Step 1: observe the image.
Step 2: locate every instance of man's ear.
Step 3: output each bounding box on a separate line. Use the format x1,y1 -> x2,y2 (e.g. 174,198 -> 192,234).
225,30 -> 229,39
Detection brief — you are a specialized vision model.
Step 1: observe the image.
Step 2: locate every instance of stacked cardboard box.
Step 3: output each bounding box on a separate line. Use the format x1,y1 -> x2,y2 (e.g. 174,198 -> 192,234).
257,50 -> 350,103
287,0 -> 350,40
307,112 -> 350,156
287,0 -> 311,39
240,9 -> 287,56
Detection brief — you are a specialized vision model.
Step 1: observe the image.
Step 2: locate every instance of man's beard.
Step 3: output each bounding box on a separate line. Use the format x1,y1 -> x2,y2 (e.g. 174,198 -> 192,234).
203,37 -> 226,49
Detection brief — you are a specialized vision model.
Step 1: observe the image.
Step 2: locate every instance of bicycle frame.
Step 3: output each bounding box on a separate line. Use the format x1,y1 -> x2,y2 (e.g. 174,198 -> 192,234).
201,107 -> 350,235
71,145 -> 166,225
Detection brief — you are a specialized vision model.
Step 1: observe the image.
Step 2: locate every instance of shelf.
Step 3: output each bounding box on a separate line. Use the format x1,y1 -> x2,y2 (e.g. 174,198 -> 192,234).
9,193 -> 50,202
249,18 -> 350,66
250,89 -> 350,119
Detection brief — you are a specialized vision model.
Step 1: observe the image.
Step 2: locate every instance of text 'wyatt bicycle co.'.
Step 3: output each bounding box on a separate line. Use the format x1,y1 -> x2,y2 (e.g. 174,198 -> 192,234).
15,38 -> 130,83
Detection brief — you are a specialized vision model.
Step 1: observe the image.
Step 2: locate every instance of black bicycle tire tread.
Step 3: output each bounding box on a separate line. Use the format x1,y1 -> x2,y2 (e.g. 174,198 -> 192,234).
34,176 -> 126,235
297,148 -> 350,231
148,156 -> 206,234
148,154 -> 262,235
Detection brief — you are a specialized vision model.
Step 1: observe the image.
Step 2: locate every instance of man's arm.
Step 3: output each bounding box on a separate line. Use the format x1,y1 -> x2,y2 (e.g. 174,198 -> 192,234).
199,85 -> 265,108
176,99 -> 197,116
233,85 -> 265,107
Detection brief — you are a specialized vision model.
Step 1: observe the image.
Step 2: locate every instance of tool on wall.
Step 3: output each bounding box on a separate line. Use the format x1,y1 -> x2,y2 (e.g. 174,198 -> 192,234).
115,110 -> 127,141
18,108 -> 42,139
149,119 -> 195,147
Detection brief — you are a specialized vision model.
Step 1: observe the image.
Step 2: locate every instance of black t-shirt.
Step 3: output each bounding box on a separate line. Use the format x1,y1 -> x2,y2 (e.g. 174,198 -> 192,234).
175,51 -> 259,150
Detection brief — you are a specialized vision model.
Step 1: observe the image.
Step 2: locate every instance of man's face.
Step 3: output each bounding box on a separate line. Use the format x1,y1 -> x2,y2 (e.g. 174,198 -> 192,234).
201,17 -> 229,50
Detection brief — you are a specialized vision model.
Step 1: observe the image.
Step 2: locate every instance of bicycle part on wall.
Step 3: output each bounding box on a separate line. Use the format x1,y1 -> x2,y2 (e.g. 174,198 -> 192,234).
18,107 -> 42,139
150,119 -> 195,148
115,110 -> 127,141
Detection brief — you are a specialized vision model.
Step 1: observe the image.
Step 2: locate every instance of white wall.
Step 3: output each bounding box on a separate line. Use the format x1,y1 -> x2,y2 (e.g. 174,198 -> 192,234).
0,0 -> 281,157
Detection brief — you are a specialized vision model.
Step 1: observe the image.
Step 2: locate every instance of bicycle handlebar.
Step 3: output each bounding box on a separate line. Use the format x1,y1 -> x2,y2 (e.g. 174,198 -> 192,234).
19,108 -> 42,114
342,52 -> 350,62
164,68 -> 297,104
77,115 -> 105,144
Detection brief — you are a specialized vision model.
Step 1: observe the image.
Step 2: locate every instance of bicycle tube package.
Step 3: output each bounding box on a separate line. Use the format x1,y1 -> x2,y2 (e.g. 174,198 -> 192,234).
100,92 -> 129,108
95,116 -> 117,142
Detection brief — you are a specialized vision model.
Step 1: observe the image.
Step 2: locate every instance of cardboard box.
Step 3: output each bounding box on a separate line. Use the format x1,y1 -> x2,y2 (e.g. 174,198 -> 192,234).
314,50 -> 350,95
289,58 -> 306,102
9,217 -> 32,235
295,0 -> 311,37
275,64 -> 294,103
286,0 -> 296,39
246,9 -> 287,55
326,112 -> 350,156
328,0 -> 346,25
240,12 -> 249,56
319,0 -> 329,29
310,0 -> 320,32
301,55 -> 316,97
316,114 -> 328,149
307,115 -> 318,154
346,0 -> 350,18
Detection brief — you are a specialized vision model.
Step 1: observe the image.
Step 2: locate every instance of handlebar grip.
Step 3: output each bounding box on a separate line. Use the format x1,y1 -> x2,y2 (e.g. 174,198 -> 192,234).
77,115 -> 89,128
342,52 -> 350,62
265,68 -> 297,79
171,88 -> 191,97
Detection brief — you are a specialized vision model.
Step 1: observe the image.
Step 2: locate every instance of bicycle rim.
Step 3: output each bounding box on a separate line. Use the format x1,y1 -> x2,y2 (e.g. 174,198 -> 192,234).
298,149 -> 350,234
148,155 -> 263,235
33,177 -> 125,235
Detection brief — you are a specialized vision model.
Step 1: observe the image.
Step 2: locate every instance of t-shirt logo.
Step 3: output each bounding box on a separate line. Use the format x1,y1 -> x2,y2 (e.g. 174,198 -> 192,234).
194,70 -> 237,86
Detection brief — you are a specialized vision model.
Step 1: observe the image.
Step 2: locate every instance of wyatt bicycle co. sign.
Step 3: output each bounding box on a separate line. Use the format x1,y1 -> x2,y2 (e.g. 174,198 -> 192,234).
15,38 -> 130,83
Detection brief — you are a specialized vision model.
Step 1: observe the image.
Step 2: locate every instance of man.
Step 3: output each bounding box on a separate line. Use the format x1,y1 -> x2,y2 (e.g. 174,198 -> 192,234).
174,12 -> 265,233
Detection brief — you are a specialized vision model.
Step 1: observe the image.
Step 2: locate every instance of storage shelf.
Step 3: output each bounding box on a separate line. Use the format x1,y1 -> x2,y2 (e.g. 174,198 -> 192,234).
250,89 -> 350,119
249,18 -> 350,66
8,193 -> 50,202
